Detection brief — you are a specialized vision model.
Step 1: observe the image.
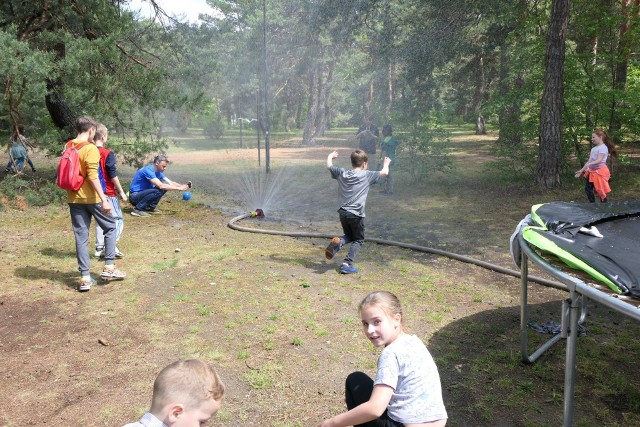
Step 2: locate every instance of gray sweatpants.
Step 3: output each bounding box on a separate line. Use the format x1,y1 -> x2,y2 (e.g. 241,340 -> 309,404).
69,203 -> 116,276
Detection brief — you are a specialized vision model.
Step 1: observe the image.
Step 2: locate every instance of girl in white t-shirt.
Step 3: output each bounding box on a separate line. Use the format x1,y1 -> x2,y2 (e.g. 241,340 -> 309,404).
574,129 -> 617,203
319,291 -> 447,427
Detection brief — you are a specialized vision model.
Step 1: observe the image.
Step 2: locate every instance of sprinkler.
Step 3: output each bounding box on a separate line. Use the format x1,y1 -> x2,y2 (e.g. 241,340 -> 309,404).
250,209 -> 264,218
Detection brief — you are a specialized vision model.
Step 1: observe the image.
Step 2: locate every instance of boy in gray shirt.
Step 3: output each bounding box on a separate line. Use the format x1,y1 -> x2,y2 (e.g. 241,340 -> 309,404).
325,149 -> 390,274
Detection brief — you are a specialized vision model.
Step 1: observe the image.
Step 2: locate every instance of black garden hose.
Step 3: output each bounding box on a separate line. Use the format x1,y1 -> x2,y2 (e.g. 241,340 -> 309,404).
228,212 -> 565,290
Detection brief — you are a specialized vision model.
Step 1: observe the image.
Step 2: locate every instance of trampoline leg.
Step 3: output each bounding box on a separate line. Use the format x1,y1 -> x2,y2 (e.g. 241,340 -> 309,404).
563,291 -> 580,427
520,251 -> 530,362
520,250 -> 565,364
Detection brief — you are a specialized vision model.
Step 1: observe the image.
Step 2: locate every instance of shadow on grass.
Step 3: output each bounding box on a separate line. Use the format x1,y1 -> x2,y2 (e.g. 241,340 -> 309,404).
14,266 -> 79,290
430,300 -> 640,426
40,247 -> 75,258
267,253 -> 337,275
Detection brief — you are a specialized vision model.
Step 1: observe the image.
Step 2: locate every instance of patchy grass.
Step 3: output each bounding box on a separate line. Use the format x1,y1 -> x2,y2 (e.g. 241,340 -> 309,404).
1,128 -> 640,426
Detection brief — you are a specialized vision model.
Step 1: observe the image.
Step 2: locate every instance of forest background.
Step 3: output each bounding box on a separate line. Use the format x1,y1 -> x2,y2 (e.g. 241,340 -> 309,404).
3,0 -> 640,185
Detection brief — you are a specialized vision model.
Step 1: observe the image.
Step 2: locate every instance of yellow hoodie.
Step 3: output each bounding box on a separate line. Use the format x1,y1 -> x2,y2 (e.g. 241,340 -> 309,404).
66,139 -> 102,204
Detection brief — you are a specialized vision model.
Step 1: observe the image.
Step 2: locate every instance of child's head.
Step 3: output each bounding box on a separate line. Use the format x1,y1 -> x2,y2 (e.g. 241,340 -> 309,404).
358,291 -> 404,346
94,124 -> 108,145
593,128 -> 618,157
382,124 -> 393,137
351,149 -> 369,168
150,359 -> 225,427
75,116 -> 97,133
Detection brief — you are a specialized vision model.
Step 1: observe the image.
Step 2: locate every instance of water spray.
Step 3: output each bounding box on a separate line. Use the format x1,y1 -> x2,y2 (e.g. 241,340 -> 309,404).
250,208 -> 264,218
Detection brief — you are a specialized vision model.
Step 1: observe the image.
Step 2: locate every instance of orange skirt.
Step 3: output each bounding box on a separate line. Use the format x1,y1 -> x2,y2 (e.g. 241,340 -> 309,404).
584,166 -> 611,200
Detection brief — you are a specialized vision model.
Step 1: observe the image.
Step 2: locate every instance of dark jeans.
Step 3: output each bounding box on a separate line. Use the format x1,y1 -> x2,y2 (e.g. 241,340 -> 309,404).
129,188 -> 166,211
339,209 -> 365,265
345,372 -> 402,427
585,179 -> 607,203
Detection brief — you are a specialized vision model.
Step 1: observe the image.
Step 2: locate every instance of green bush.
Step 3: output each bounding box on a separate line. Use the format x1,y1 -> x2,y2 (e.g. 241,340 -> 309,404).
0,175 -> 66,207
401,116 -> 455,183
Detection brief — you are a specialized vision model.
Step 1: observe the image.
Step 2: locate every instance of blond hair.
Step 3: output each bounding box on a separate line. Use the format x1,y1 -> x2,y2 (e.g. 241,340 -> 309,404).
358,291 -> 404,325
150,359 -> 225,411
94,124 -> 108,141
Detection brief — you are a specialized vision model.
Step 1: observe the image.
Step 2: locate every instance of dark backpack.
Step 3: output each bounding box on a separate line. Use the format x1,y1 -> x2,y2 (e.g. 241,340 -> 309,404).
56,141 -> 89,191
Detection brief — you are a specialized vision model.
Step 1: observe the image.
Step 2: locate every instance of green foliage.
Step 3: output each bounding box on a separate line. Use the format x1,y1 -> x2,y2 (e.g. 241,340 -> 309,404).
401,113 -> 454,183
0,1 -> 193,164
194,102 -> 225,140
0,175 -> 65,208
4,0 -> 640,182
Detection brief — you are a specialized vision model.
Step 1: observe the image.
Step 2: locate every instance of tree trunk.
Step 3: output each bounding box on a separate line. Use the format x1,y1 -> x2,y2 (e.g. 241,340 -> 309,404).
314,61 -> 335,137
45,41 -> 76,134
364,78 -> 374,113
384,62 -> 394,123
302,66 -> 318,145
45,79 -> 76,133
609,0 -> 640,142
497,44 -> 522,146
536,0 -> 570,188
475,115 -> 486,135
472,54 -> 484,117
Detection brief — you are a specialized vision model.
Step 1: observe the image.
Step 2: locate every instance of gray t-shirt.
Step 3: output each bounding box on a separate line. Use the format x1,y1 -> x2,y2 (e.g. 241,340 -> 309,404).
330,166 -> 381,217
374,334 -> 448,424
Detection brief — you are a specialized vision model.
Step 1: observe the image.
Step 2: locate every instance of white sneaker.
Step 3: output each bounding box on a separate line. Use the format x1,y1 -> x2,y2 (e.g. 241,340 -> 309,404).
115,247 -> 124,258
101,265 -> 126,279
94,248 -> 105,258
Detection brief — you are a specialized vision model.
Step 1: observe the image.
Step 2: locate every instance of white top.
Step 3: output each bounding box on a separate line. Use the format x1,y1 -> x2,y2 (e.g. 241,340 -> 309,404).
588,144 -> 608,170
374,333 -> 448,424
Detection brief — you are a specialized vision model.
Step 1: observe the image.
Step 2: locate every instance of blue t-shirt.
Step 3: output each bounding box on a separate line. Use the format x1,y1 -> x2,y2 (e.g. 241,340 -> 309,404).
129,164 -> 165,192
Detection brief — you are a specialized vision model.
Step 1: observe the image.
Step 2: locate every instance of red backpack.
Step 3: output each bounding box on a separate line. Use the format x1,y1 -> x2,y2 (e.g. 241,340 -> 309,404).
56,141 -> 89,191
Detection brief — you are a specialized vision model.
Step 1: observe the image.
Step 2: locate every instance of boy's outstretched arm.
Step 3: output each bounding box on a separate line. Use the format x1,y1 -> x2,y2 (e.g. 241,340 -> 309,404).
379,156 -> 391,177
326,151 -> 339,169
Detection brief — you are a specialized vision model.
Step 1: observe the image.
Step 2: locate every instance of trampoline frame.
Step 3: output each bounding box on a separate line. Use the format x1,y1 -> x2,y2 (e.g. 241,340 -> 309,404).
518,233 -> 640,426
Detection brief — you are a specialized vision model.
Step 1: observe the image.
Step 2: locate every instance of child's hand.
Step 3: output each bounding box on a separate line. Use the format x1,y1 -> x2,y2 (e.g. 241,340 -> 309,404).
319,418 -> 335,427
574,170 -> 582,178
329,151 -> 339,159
383,156 -> 391,166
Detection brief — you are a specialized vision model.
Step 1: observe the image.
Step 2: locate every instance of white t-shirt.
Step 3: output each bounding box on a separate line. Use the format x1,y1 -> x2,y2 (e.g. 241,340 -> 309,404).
588,144 -> 608,170
374,334 -> 448,424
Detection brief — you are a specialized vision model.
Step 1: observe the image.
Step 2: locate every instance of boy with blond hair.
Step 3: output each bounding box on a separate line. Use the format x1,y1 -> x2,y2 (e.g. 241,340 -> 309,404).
123,359 -> 225,427
93,123 -> 127,259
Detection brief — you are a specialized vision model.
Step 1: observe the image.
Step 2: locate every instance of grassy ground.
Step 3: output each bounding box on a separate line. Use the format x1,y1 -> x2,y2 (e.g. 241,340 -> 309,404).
1,126 -> 640,426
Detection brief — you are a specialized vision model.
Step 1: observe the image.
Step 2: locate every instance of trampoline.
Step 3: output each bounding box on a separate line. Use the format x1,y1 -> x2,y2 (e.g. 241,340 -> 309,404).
511,200 -> 640,426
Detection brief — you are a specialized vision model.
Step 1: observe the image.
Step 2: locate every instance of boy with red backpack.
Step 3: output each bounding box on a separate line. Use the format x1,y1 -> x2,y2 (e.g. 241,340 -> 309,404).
63,116 -> 126,292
